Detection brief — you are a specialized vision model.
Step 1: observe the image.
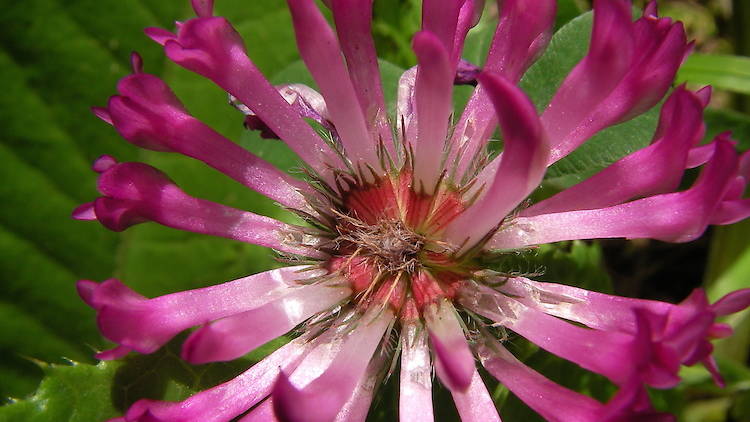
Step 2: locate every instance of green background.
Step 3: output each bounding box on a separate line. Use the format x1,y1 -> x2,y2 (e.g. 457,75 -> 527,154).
0,0 -> 749,420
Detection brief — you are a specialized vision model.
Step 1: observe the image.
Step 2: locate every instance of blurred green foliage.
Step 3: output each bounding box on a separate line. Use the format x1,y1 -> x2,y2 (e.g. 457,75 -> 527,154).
0,0 -> 749,421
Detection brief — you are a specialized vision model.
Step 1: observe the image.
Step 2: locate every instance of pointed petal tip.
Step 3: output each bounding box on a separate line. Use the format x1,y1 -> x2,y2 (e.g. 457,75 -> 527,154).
144,27 -> 176,45
72,202 -> 97,221
91,106 -> 113,125
425,302 -> 476,392
430,332 -> 474,391
95,345 -> 132,361
272,370 -> 306,422
702,357 -> 726,388
696,85 -> 713,107
683,288 -> 710,308
191,0 -> 214,17
76,279 -> 98,306
130,52 -> 144,74
644,1 -> 659,18
271,366 -> 347,422
712,288 -> 750,316
92,154 -> 118,173
411,29 -> 441,50
180,325 -> 213,364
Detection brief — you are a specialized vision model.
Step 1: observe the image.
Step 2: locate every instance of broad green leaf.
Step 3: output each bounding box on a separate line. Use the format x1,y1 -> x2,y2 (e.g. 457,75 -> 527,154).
554,0 -> 585,30
0,0 -> 304,402
0,361 -> 123,422
677,54 -> 750,95
0,0 -> 160,397
0,337 -> 283,421
2,0 -> 748,421
519,11 -> 660,190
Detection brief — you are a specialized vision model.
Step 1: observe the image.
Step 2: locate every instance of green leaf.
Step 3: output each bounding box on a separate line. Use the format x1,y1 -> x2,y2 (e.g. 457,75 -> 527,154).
0,337 -> 283,422
0,0 -> 408,408
0,361 -> 123,422
703,108 -> 750,151
554,0 -> 585,30
0,0 -> 304,401
519,11 -> 660,191
0,0 -> 154,393
677,54 -> 750,95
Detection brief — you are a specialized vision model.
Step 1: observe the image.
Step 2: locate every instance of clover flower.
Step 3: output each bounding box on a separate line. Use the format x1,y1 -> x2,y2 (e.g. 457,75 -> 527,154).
74,0 -> 750,421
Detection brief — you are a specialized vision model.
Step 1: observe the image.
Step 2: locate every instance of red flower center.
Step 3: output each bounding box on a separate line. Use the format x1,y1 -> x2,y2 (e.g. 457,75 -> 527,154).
324,171 -> 473,318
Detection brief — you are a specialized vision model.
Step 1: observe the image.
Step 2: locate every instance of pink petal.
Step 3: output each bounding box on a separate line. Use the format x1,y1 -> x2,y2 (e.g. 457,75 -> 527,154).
479,336 -> 675,421
332,349 -> 387,422
247,351 -> 384,422
712,288 -> 750,316
485,0 -> 557,80
91,106 -> 113,124
105,73 -> 313,210
89,160 -> 323,257
464,285 -> 720,389
279,84 -> 331,126
272,309 -> 394,422
123,333 -> 316,422
182,281 -> 351,364
412,31 -> 454,192
702,356 -> 726,388
425,299 -> 474,392
93,154 -> 118,173
143,27 -> 175,45
478,339 -> 601,422
286,0 -> 379,168
461,284 -> 638,385
449,368 -> 502,422
396,67 -> 418,146
76,279 -> 97,307
524,86 -> 706,216
448,0 -> 556,180
598,376 -> 676,422
399,321 -> 435,422
78,266 -> 323,354
151,16 -> 341,176
710,198 -> 750,225
191,0 -> 214,17
489,139 -> 740,249
452,1 -> 476,67
330,0 -> 395,157
421,0 -> 464,65
491,277 -> 673,333
239,400 -> 277,422
491,278 -> 748,386
94,345 -> 132,361
542,0 -> 635,164
71,202 -> 96,220
543,1 -> 690,165
445,72 -> 548,249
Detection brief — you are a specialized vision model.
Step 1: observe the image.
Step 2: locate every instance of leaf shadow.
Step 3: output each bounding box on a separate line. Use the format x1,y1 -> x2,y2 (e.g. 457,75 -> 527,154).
109,334 -> 251,412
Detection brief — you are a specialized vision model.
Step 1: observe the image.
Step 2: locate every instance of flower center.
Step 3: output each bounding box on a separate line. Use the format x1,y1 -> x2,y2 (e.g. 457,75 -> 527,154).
336,216 -> 425,273
320,170 -> 473,317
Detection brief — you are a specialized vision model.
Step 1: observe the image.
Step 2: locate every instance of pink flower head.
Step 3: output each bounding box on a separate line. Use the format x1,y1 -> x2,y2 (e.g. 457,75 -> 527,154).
75,0 -> 750,421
